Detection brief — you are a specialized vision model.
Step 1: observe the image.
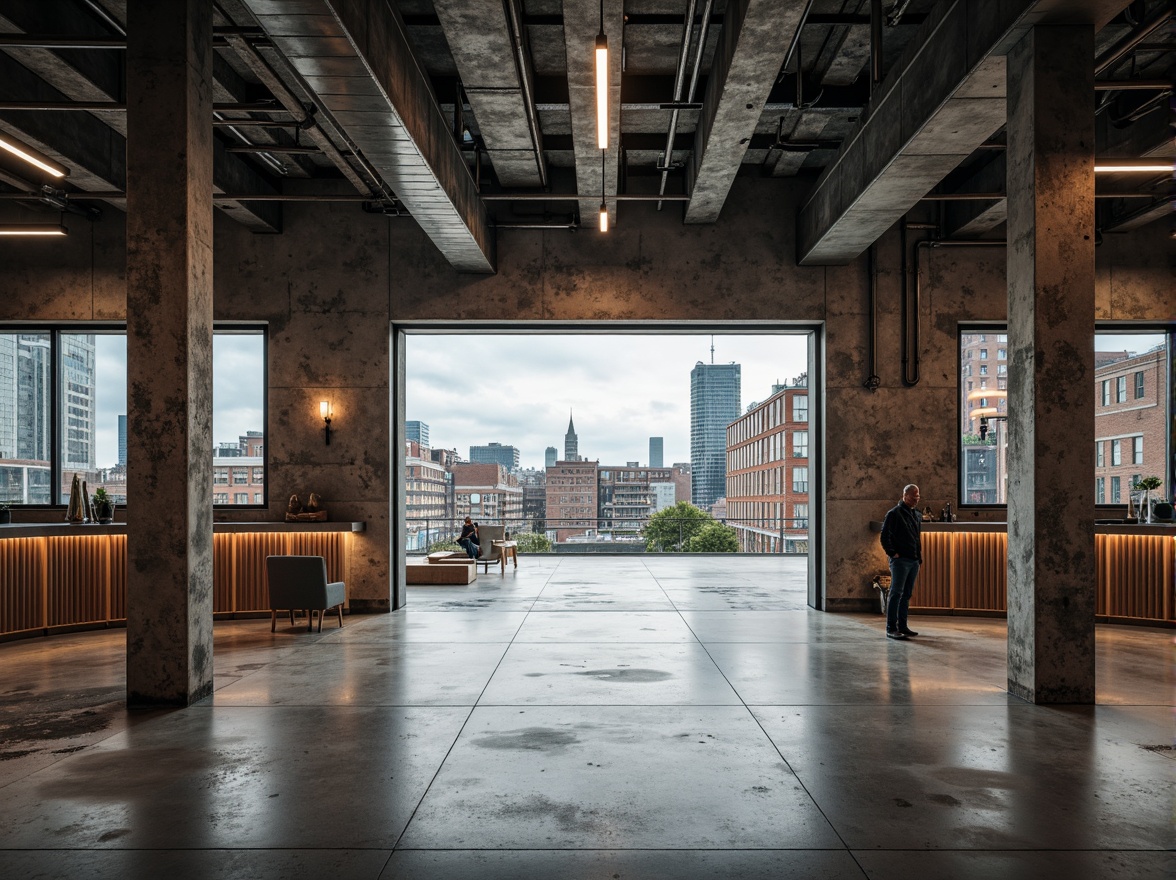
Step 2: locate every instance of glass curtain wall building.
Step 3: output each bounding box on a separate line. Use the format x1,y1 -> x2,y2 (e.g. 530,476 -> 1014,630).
690,361 -> 741,510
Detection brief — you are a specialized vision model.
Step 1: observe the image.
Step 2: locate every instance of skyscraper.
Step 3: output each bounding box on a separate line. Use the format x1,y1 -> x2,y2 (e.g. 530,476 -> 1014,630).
649,436 -> 663,468
544,446 -> 557,468
469,442 -> 520,470
118,415 -> 127,466
564,412 -> 579,461
690,361 -> 740,509
406,420 -> 429,446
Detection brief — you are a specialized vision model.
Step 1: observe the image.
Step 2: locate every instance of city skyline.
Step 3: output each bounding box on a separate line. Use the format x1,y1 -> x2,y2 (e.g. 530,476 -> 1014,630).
405,334 -> 809,471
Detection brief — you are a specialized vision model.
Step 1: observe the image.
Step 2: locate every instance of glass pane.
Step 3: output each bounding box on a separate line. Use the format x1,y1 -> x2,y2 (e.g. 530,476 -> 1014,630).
213,332 -> 265,505
58,333 -> 127,505
1095,332 -> 1167,506
960,332 -> 1007,504
0,332 -> 52,504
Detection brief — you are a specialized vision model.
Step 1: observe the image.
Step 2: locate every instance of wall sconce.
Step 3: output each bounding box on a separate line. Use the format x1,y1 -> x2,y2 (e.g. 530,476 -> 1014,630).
320,400 -> 332,445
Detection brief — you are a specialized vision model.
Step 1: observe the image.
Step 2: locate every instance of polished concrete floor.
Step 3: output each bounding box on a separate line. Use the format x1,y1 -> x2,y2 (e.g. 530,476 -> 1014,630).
0,556 -> 1171,879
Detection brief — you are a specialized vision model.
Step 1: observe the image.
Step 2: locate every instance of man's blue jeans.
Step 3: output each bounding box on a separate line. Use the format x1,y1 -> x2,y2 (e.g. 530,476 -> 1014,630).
886,557 -> 920,632
458,538 -> 479,559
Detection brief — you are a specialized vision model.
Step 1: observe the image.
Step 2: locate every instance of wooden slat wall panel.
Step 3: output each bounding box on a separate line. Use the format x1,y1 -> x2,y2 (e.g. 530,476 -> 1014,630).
46,536 -> 109,626
289,532 -> 346,583
0,537 -> 46,634
235,533 -> 292,613
1098,534 -> 1172,621
913,532 -> 953,609
109,535 -> 126,621
954,532 -> 1007,611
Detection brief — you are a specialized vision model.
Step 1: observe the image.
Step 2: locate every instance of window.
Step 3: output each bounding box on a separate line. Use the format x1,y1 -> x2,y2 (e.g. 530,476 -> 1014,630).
1116,376 -> 1127,403
792,466 -> 808,493
792,431 -> 808,459
998,364 -> 1007,375
793,503 -> 808,529
1134,371 -> 1144,398
1132,436 -> 1143,464
980,365 -> 988,376
1111,476 -> 1120,503
233,468 -> 249,485
1095,441 -> 1104,467
980,349 -> 988,359
793,395 -> 808,423
1096,477 -> 1105,504
0,327 -> 265,507
998,349 -> 1007,359
1101,380 -> 1110,406
234,493 -> 248,504
1111,439 -> 1121,466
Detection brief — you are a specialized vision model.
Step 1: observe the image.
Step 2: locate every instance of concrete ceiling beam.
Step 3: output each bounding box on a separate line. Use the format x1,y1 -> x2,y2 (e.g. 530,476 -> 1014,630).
563,0 -> 623,225
797,0 -> 1134,265
239,0 -> 494,272
943,152 -> 1008,238
432,0 -> 545,188
684,0 -> 808,224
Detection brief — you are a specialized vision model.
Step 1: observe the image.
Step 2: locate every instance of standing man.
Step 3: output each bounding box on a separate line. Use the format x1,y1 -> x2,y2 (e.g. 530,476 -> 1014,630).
880,483 -> 922,640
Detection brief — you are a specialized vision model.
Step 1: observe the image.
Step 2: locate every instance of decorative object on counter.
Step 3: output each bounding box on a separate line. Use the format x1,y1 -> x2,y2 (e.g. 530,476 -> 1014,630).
81,479 -> 94,523
1152,501 -> 1174,522
1125,492 -> 1138,524
1132,477 -> 1162,524
66,474 -> 87,524
940,502 -> 955,522
921,506 -> 934,522
91,488 -> 114,524
0,503 -> 10,525
285,493 -> 329,522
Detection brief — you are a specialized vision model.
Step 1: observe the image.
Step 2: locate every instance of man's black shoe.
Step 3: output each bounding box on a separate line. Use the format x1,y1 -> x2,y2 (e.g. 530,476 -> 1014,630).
900,628 -> 919,637
886,629 -> 907,640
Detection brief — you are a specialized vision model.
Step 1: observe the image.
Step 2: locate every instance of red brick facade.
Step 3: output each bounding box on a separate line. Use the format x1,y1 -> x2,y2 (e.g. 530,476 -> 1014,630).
545,460 -> 599,542
1094,348 -> 1167,505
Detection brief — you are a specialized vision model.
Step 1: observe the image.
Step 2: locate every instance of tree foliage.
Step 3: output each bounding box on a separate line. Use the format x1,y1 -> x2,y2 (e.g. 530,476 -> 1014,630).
683,521 -> 740,553
426,538 -> 462,554
515,531 -> 553,554
643,502 -> 713,552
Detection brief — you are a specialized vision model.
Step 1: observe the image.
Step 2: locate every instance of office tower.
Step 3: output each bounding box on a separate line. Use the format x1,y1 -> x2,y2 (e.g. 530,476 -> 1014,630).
545,446 -> 557,468
469,442 -> 520,470
690,361 -> 740,509
406,420 -> 429,446
60,334 -> 97,472
649,436 -> 663,468
118,415 -> 127,466
564,412 -> 579,461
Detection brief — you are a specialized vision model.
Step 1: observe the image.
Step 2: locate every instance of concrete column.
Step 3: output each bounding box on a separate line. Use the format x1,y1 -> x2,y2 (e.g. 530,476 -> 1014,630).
1005,25 -> 1096,704
125,0 -> 215,707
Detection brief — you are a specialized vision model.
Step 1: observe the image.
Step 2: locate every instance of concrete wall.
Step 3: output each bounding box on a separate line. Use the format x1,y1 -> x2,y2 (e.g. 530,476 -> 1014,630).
1,181 -> 1171,611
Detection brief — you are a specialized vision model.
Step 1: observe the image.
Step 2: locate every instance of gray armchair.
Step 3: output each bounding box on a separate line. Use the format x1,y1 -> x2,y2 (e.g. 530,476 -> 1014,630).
474,525 -> 506,572
266,555 -> 346,633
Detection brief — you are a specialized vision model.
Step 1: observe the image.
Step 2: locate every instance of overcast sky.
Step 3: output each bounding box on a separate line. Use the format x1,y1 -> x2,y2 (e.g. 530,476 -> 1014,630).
93,334 -> 264,467
406,334 -> 810,470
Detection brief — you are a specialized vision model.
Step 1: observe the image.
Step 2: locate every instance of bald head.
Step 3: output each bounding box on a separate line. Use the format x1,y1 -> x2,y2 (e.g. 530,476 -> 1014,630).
902,485 -> 920,507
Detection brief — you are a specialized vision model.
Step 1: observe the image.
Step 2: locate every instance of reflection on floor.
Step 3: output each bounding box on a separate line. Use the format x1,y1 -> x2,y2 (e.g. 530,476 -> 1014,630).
0,557 -> 1170,879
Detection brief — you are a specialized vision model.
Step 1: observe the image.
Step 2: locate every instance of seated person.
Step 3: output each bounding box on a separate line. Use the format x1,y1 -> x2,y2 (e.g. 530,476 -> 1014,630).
457,517 -> 481,559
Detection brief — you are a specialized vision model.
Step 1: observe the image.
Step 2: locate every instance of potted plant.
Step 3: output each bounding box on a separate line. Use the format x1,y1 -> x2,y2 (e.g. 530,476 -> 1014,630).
91,488 -> 115,524
1132,476 -> 1162,524
0,502 -> 10,525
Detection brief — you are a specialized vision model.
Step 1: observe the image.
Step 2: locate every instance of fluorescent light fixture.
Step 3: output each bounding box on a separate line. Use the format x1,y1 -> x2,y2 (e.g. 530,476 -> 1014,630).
1093,160 -> 1174,173
599,200 -> 609,233
0,223 -> 68,236
595,32 -> 609,149
0,134 -> 68,178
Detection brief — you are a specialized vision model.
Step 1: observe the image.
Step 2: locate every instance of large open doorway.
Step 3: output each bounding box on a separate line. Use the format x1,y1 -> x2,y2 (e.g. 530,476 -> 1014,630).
391,323 -> 824,612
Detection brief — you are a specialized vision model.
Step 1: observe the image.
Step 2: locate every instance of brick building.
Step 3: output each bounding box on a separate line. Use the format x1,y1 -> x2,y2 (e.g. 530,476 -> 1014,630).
212,432 -> 265,505
725,383 -> 809,553
1094,347 -> 1167,506
451,462 -> 522,527
598,464 -> 674,532
670,462 -> 692,504
405,440 -> 452,549
545,460 -> 598,542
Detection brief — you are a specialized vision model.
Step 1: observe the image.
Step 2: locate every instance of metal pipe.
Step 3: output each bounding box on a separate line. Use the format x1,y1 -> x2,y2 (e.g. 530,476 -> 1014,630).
864,244 -> 880,391
870,0 -> 883,90
504,0 -> 548,190
1094,80 -> 1172,91
0,36 -> 126,49
0,102 -> 125,111
1095,5 -> 1171,75
887,0 -> 915,28
494,221 -> 579,230
79,0 -> 127,37
781,0 -> 818,74
482,192 -> 691,201
920,192 -> 1006,201
656,0 -> 699,206
226,145 -> 326,155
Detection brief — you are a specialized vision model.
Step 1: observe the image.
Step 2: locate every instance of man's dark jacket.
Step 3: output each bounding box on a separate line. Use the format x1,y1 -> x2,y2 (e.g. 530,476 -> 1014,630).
880,502 -> 922,562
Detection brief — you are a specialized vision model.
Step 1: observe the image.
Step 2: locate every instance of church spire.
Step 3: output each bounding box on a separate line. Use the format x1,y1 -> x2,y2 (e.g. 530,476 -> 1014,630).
564,410 -> 579,461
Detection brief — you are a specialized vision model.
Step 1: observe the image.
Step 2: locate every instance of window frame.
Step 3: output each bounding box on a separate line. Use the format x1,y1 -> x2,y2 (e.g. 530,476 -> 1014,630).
0,323 -> 268,509
958,322 -> 1173,510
